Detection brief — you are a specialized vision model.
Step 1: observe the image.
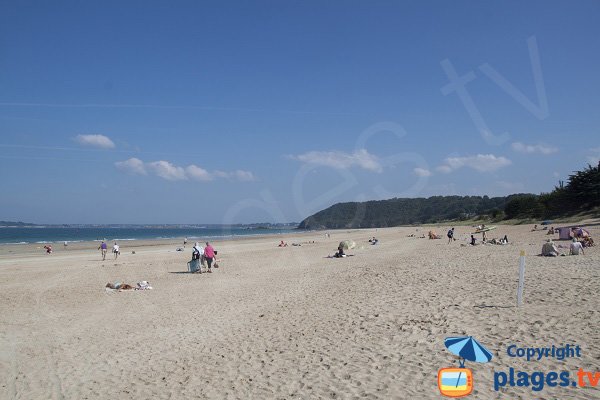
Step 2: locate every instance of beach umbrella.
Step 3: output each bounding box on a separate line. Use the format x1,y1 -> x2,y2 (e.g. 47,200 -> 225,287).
471,226 -> 496,235
444,336 -> 493,364
338,240 -> 356,250
444,336 -> 493,389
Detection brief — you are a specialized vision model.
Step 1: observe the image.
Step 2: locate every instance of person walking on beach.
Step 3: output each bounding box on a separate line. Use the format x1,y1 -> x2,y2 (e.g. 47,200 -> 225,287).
99,241 -> 107,260
204,242 -> 215,273
113,242 -> 120,259
184,237 -> 188,247
447,228 -> 455,244
192,242 -> 205,270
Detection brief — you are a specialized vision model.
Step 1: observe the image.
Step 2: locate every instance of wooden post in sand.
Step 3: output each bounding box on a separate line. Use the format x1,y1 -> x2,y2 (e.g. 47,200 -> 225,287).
517,250 -> 526,307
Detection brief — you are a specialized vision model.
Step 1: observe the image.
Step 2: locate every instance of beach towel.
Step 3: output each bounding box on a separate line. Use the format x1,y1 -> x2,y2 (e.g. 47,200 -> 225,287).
136,281 -> 153,290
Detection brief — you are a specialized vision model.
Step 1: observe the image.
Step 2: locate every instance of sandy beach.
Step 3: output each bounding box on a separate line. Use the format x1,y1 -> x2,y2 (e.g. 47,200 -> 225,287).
1,223 -> 598,399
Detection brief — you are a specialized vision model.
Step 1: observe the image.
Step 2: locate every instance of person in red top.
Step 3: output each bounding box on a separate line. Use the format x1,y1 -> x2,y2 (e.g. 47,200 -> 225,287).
204,242 -> 215,273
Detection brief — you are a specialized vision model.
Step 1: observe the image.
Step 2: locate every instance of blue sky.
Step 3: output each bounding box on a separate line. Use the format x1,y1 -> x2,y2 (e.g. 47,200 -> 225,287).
1,1 -> 599,224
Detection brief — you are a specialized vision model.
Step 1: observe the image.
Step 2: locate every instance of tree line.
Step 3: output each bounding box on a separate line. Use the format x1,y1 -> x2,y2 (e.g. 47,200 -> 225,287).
503,162 -> 600,220
298,162 -> 600,229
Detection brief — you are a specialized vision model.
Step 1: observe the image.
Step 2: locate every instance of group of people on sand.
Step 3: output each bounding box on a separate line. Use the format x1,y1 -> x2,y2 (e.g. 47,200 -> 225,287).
191,241 -> 217,273
542,238 -> 587,257
98,241 -> 120,261
440,226 -> 508,246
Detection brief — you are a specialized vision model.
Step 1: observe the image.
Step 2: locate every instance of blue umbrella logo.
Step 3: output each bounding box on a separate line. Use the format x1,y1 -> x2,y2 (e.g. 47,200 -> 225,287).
440,336 -> 492,395
445,336 -> 493,366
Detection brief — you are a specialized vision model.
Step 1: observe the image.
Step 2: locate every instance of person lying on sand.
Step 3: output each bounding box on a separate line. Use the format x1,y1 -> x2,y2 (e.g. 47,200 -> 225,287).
106,282 -> 134,290
278,240 -> 288,247
106,281 -> 153,291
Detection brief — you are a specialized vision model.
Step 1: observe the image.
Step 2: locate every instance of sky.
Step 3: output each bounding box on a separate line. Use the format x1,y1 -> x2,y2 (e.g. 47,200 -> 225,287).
1,0 -> 599,224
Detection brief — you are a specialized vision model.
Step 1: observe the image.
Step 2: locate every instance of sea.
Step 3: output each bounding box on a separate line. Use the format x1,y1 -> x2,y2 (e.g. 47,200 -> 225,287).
0,226 -> 298,245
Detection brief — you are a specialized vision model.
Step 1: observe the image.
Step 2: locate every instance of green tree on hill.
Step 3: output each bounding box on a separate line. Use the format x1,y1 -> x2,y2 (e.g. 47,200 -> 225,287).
298,162 -> 600,229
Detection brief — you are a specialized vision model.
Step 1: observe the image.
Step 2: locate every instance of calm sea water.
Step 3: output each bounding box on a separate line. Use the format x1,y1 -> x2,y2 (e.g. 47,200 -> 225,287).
0,227 -> 297,244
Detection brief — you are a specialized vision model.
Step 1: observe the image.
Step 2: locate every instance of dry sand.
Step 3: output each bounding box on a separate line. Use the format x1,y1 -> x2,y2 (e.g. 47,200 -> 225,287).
0,223 -> 599,399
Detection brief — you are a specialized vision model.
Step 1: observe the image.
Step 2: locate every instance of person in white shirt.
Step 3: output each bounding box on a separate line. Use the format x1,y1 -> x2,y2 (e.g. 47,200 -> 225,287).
113,243 -> 120,259
570,239 -> 584,255
192,242 -> 205,270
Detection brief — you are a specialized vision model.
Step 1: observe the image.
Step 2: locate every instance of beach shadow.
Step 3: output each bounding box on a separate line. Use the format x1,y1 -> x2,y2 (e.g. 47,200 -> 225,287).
168,271 -> 202,274
473,304 -> 513,309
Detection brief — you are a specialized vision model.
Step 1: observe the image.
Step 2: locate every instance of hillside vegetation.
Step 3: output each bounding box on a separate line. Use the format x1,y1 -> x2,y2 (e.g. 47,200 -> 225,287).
298,162 -> 600,230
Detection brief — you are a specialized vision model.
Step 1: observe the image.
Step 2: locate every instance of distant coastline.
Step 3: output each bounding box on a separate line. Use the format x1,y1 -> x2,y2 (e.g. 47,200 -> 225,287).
0,221 -> 297,229
0,223 -> 299,245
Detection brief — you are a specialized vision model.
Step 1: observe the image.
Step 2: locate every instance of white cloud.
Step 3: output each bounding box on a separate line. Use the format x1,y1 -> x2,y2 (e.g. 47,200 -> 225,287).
438,154 -> 512,173
232,170 -> 256,182
413,167 -> 432,177
186,165 -> 213,181
148,161 -> 187,181
74,134 -> 115,149
115,158 -> 146,175
289,149 -> 382,172
115,158 -> 255,182
511,142 -> 558,155
213,170 -> 230,179
212,170 -> 256,181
